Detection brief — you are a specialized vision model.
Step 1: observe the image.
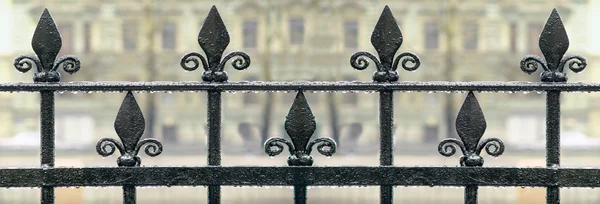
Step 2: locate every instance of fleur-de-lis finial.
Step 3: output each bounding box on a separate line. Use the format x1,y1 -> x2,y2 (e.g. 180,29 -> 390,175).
520,8 -> 587,82
350,5 -> 420,82
13,8 -> 81,82
180,5 -> 251,82
438,92 -> 504,167
96,92 -> 163,167
264,91 -> 337,166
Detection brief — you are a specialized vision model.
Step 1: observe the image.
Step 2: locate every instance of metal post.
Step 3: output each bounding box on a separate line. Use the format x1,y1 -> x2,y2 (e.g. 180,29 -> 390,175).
123,185 -> 136,204
380,91 -> 394,204
465,185 -> 478,204
40,90 -> 55,204
294,185 -> 307,204
546,90 -> 561,204
208,90 -> 222,204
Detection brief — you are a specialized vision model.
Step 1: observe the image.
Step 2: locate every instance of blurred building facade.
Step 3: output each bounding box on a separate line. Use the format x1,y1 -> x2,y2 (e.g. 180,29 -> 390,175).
0,0 -> 596,153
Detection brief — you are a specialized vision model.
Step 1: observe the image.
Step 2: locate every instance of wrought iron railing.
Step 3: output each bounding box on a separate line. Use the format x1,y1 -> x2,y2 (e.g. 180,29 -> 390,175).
4,5 -> 592,204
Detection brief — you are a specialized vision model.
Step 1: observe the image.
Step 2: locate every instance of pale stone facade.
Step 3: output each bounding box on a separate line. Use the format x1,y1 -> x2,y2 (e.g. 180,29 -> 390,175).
0,0 -> 596,153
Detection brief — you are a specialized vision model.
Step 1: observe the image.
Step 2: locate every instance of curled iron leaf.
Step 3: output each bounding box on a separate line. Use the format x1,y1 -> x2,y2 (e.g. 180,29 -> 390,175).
264,137 -> 295,157
134,138 -> 163,157
438,138 -> 466,157
520,55 -> 549,75
218,51 -> 251,71
96,138 -> 125,157
350,51 -> 383,71
180,52 -> 208,71
559,55 -> 586,73
393,52 -> 421,71
476,138 -> 505,157
14,55 -> 42,73
306,137 -> 337,157
53,55 -> 81,75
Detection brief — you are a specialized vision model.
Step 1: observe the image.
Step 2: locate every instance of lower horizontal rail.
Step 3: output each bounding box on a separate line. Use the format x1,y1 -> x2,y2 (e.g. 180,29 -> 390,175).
0,167 -> 595,187
1,81 -> 600,92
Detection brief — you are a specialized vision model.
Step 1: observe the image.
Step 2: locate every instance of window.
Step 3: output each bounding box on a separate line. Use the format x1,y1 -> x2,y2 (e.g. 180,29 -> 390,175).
509,22 -> 517,52
283,93 -> 295,104
243,76 -> 259,105
83,23 -> 91,53
462,21 -> 478,50
56,114 -> 94,144
343,123 -> 363,153
506,115 -> 545,145
58,23 -> 73,55
162,125 -> 178,143
306,93 -> 319,105
346,123 -> 363,141
424,21 -> 439,50
284,90 -> 319,105
161,21 -> 177,50
161,93 -> 176,105
344,20 -> 358,49
242,20 -> 258,49
289,17 -> 304,44
238,123 -> 254,141
122,20 -> 138,51
527,23 -> 543,55
342,76 -> 358,105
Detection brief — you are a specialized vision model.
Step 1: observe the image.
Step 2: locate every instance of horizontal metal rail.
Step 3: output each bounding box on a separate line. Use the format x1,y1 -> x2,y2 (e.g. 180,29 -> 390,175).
0,81 -> 600,92
0,166 -> 595,187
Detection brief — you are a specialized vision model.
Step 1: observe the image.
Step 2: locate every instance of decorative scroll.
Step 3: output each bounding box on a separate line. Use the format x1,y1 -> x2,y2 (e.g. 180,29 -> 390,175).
438,92 -> 504,167
520,9 -> 587,82
14,9 -> 81,82
96,92 -> 163,167
264,91 -> 337,166
180,6 -> 250,82
350,6 -> 420,82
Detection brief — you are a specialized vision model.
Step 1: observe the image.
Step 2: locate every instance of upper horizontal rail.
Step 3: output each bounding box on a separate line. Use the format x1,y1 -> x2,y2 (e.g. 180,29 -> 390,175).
0,81 -> 599,92
0,166 -> 596,187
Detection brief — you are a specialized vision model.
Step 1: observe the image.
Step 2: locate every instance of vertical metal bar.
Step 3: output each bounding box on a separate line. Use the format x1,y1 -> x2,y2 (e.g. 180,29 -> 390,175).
40,90 -> 55,204
294,185 -> 307,204
464,185 -> 478,204
380,91 -> 394,204
546,90 -> 560,204
207,90 -> 222,204
123,185 -> 136,204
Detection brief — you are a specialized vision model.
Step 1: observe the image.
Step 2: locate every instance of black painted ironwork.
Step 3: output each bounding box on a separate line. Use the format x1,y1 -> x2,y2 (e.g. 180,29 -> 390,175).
180,6 -> 250,82
96,92 -> 163,204
4,5 -> 593,204
438,91 -> 505,204
14,9 -> 81,83
179,6 -> 251,203
520,9 -> 586,83
518,9 -> 587,204
350,6 -> 421,204
264,91 -> 337,204
350,6 -> 420,83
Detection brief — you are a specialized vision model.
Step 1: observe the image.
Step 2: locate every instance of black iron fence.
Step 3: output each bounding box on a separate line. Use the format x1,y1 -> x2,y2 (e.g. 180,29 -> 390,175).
3,4 -> 594,204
